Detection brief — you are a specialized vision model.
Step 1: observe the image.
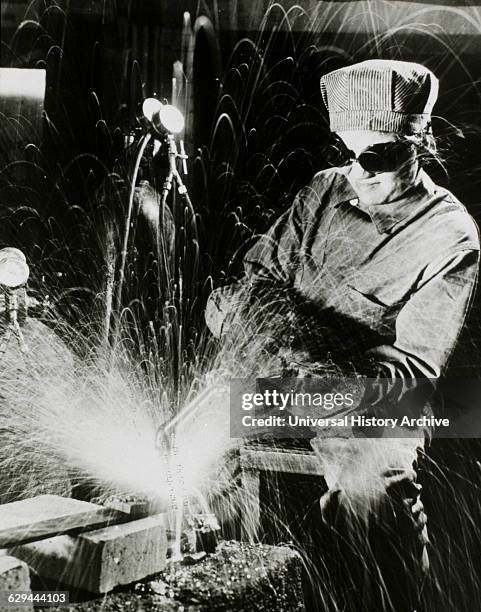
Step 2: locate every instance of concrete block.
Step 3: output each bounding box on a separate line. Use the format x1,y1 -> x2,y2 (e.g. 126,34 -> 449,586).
0,495 -> 128,547
0,556 -> 32,612
11,514 -> 168,594
0,495 -> 101,532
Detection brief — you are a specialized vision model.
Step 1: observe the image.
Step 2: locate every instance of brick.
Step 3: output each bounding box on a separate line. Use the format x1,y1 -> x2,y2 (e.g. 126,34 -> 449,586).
0,495 -> 128,547
11,514 -> 168,594
0,556 -> 32,612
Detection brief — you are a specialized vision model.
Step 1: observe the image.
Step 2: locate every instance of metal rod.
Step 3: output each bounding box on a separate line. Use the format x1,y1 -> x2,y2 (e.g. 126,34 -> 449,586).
113,132 -> 152,343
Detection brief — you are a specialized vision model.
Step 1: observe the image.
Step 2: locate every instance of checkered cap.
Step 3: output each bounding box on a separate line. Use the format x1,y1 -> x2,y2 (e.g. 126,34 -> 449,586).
320,59 -> 439,134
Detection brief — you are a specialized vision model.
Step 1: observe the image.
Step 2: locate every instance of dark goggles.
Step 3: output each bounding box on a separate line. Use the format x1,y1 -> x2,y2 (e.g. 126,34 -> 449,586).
325,133 -> 416,174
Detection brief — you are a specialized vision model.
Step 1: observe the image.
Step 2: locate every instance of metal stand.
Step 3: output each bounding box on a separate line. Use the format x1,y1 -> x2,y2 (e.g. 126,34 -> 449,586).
0,288 -> 29,358
159,134 -> 193,229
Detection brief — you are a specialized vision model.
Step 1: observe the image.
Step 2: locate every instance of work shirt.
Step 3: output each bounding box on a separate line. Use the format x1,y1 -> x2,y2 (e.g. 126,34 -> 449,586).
207,167 -> 480,395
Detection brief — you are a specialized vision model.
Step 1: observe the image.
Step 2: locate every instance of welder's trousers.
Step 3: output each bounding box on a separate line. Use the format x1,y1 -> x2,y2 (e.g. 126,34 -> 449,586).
312,437 -> 428,612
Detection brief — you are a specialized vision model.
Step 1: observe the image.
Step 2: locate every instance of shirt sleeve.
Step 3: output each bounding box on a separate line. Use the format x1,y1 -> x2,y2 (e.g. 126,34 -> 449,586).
363,247 -> 480,411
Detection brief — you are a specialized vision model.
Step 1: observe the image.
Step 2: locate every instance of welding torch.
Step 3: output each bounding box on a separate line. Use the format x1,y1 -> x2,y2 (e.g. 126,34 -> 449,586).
155,371 -> 230,452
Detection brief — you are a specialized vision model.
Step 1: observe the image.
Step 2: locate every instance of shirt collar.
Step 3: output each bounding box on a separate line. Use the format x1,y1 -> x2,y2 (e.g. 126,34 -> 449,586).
333,169 -> 438,234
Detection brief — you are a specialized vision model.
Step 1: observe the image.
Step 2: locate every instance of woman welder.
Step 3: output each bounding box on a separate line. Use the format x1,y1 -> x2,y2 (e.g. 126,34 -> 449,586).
205,60 -> 480,611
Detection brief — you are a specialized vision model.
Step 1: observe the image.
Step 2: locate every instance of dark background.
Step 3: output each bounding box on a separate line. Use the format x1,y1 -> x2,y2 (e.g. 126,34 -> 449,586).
2,2 -> 481,610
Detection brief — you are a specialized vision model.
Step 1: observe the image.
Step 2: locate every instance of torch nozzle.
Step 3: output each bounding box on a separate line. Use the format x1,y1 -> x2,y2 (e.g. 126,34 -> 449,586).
155,370 -> 230,452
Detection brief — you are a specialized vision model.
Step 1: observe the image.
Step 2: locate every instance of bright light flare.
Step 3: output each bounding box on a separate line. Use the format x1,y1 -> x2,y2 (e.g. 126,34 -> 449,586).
157,104 -> 185,134
0,248 -> 29,287
142,98 -> 185,134
142,97 -> 163,121
0,68 -> 46,100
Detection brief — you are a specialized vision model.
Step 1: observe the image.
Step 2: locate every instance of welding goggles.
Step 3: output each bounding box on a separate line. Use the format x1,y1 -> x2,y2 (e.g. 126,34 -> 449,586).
325,133 -> 416,174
